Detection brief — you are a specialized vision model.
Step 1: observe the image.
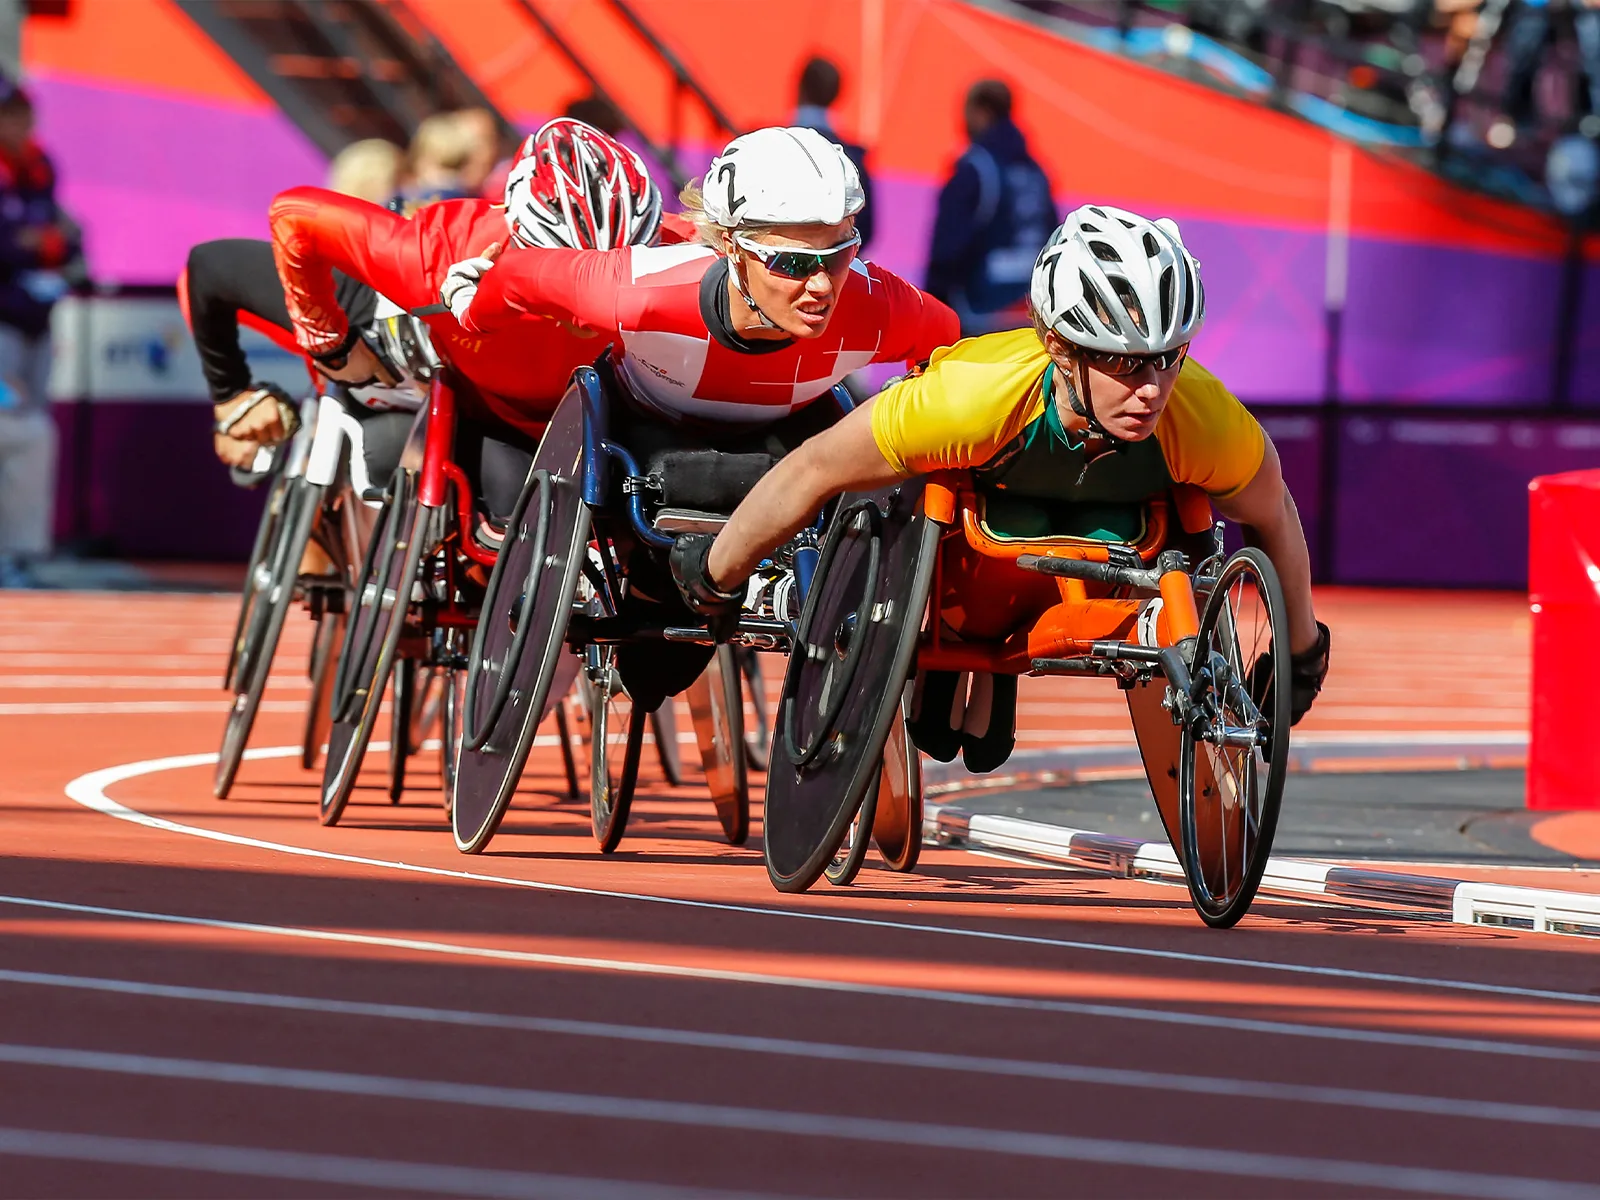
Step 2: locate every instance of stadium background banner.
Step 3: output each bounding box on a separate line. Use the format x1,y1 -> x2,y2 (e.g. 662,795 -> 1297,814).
20,0 -> 1600,576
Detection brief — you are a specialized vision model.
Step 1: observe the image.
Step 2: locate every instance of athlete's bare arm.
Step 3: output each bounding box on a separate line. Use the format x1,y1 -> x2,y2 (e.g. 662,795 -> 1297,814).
1210,435 -> 1319,655
706,401 -> 903,591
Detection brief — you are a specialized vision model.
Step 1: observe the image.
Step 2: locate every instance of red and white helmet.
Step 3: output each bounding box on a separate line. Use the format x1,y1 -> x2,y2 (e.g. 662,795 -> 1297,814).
503,118 -> 662,251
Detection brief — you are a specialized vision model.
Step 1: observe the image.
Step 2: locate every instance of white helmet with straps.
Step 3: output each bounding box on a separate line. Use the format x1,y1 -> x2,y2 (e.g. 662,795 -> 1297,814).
702,126 -> 864,228
1030,204 -> 1204,355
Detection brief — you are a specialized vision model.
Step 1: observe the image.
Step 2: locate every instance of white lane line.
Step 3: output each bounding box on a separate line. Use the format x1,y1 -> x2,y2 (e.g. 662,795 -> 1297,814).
0,893 -> 1593,1064
0,701 -> 306,716
0,676 -> 307,690
62,746 -> 1600,1010
4,1045 -> 1598,1199
3,967 -> 1598,1129
0,1127 -> 766,1200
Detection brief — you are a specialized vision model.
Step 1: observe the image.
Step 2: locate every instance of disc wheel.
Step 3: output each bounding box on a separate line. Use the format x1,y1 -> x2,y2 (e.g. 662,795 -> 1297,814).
651,701 -> 684,787
871,695 -> 923,873
589,647 -> 645,853
450,440 -> 590,854
320,469 -> 426,827
225,468 -> 290,690
300,606 -> 344,771
388,659 -> 414,803
824,784 -> 878,886
439,663 -> 465,816
763,481 -> 937,894
214,477 -> 322,799
1178,546 -> 1291,929
738,649 -> 771,771
686,644 -> 749,845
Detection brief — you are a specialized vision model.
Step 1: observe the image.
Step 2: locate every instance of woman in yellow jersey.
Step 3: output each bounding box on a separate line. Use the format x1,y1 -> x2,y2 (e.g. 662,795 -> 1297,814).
671,204 -> 1331,726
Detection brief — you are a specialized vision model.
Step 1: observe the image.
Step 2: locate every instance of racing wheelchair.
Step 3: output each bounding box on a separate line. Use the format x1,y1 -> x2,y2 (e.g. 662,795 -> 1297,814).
215,388 -> 394,799
315,360 -> 707,830
448,356 -> 919,859
763,476 -> 1291,928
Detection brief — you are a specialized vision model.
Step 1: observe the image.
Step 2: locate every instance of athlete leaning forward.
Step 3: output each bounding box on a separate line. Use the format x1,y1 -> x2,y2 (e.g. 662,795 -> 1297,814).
441,126 -> 957,727
672,204 -> 1332,778
262,119 -> 673,822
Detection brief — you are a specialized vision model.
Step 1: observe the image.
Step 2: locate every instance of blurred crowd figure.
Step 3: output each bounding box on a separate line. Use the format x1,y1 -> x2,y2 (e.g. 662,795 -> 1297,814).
325,106 -> 512,209
926,80 -> 1056,337
793,57 -> 876,251
1494,0 -> 1600,145
0,79 -> 80,589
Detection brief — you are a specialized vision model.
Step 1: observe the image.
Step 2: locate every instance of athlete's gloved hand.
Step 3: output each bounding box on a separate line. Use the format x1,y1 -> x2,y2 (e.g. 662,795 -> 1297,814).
213,383 -> 300,448
669,534 -> 742,641
440,241 -> 502,324
1251,620 -> 1330,727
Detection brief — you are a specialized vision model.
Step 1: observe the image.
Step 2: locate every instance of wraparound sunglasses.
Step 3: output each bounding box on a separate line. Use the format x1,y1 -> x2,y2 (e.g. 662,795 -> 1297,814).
1077,342 -> 1189,377
734,231 -> 862,280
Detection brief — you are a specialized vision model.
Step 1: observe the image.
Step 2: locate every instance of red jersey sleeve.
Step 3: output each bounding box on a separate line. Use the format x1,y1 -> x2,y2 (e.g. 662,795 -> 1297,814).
868,264 -> 960,367
460,245 -> 626,337
268,186 -> 440,356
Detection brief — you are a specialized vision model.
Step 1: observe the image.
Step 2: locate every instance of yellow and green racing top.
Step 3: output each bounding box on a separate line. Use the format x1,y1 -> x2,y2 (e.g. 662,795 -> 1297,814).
869,328 -> 1266,541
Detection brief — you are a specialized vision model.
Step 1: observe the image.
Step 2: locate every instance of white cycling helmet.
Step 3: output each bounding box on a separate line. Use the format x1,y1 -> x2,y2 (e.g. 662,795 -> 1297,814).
503,118 -> 662,251
1030,204 -> 1204,355
701,126 -> 864,228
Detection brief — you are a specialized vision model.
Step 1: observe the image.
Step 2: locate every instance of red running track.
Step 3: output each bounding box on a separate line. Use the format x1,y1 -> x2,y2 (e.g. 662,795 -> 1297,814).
6,589 -> 1600,1200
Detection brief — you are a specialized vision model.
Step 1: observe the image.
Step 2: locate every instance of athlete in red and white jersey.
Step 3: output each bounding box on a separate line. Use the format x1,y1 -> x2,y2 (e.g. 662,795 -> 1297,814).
268,119 -> 663,440
442,126 -> 959,425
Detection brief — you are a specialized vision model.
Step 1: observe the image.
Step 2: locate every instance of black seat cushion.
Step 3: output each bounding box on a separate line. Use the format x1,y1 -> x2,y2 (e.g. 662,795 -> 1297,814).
645,449 -> 774,514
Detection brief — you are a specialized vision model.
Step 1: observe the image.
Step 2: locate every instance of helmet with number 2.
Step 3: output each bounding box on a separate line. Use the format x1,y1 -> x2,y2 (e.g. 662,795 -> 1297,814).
503,118 -> 662,251
1030,205 -> 1205,356
702,126 -> 864,228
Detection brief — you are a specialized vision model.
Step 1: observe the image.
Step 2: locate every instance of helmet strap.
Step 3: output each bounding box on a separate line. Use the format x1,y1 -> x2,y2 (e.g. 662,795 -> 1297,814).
729,250 -> 784,332
1061,356 -> 1128,453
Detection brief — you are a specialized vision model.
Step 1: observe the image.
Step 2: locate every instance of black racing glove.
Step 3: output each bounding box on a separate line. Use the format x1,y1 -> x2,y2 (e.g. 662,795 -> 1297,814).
1251,620 -> 1331,727
669,534 -> 742,641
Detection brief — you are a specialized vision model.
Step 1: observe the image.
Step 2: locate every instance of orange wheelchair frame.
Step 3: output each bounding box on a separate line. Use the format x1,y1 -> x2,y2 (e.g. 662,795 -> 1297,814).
908,473 -> 1289,926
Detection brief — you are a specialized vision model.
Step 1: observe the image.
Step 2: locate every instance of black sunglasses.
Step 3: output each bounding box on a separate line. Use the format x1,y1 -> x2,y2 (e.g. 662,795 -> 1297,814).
1078,343 -> 1189,377
734,231 -> 862,280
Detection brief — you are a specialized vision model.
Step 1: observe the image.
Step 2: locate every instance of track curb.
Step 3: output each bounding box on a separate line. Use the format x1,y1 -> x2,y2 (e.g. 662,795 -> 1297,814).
921,737 -> 1600,938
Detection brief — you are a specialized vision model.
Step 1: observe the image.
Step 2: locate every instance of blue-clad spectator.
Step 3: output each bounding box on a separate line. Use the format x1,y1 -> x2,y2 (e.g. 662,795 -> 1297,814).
1498,0 -> 1600,142
0,81 -> 80,588
793,57 -> 875,252
925,79 -> 1056,337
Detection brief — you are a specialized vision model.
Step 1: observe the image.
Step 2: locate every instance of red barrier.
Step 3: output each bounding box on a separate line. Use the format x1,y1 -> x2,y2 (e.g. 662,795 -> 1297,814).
1528,469 -> 1600,809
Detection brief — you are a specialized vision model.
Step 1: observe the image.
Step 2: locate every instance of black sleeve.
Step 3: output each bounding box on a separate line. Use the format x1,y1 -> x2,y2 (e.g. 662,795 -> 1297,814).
185,238 -> 377,405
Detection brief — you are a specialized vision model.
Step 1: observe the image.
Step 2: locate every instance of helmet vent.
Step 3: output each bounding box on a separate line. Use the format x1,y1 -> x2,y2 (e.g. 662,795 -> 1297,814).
1118,217 -> 1137,229
1180,265 -> 1195,328
1089,240 -> 1121,263
1080,271 -> 1121,336
1142,232 -> 1160,258
1109,275 -> 1147,338
1159,265 -> 1175,334
1079,221 -> 1101,234
1060,309 -> 1086,334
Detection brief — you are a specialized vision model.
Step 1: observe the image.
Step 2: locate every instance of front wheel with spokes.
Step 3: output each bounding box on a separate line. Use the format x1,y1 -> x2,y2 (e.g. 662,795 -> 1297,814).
589,646 -> 645,853
1177,546 -> 1290,929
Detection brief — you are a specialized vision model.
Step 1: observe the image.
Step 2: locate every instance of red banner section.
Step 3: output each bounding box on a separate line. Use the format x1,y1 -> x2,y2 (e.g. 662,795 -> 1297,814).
1528,470 -> 1600,809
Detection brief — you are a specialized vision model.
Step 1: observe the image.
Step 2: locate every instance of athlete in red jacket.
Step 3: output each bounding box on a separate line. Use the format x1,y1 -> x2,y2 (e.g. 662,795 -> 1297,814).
441,126 -> 959,426
269,120 -> 663,441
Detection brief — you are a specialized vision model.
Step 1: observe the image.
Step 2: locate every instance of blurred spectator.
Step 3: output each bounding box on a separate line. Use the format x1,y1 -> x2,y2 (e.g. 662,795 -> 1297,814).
565,94 -> 626,135
793,56 -> 875,251
1494,0 -> 1600,146
926,79 -> 1056,337
453,106 -> 506,196
392,111 -> 475,212
0,81 -> 78,588
326,137 -> 403,204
